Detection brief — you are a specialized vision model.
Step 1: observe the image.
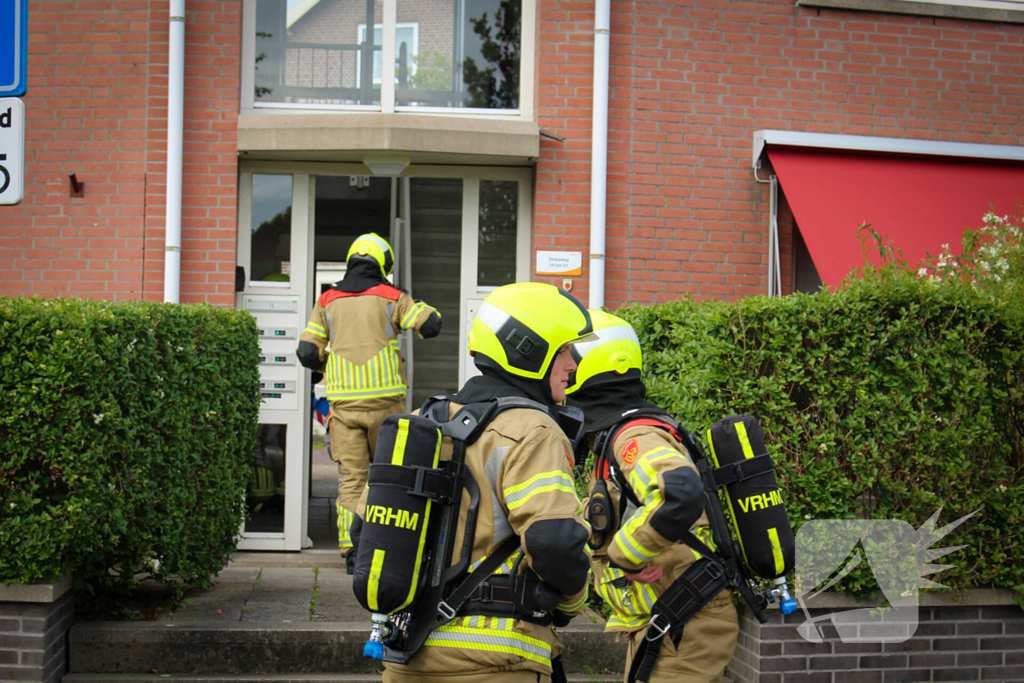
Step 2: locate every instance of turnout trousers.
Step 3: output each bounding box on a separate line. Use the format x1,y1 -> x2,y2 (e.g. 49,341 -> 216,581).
384,670 -> 549,683
621,592 -> 738,683
328,399 -> 405,551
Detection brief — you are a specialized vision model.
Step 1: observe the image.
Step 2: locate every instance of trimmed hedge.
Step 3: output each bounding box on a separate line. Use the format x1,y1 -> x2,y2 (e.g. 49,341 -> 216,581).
618,273 -> 1024,595
0,298 -> 261,594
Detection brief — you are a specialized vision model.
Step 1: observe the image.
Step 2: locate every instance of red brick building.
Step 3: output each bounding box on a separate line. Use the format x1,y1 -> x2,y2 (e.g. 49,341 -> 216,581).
2,0 -> 1023,550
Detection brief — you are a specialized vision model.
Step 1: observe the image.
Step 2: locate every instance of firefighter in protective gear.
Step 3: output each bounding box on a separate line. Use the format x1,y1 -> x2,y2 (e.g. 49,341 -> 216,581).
297,233 -> 442,570
566,311 -> 738,683
375,282 -> 594,683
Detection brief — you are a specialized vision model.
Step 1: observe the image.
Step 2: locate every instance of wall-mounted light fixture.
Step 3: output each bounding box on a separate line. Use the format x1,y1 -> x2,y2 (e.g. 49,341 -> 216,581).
363,155 -> 410,176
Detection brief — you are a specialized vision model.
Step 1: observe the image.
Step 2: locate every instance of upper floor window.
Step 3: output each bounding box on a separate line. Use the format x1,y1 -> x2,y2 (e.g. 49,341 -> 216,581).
250,0 -> 523,113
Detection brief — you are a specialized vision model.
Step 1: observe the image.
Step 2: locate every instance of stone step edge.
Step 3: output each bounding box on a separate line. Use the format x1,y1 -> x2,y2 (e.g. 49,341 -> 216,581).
72,621 -> 610,631
63,676 -> 626,682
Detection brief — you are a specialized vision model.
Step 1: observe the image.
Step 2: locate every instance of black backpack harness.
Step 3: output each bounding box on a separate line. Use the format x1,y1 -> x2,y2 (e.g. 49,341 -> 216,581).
366,395 -> 583,681
588,412 -> 773,683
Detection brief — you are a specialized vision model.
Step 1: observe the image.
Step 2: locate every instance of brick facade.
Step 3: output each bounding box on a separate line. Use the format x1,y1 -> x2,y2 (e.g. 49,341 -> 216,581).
0,0 -> 241,305
0,581 -> 74,683
534,0 -> 1024,305
728,601 -> 1024,683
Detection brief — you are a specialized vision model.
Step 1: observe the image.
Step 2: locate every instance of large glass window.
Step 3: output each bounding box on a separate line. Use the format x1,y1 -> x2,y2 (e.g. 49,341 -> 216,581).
250,174 -> 293,283
477,179 -> 517,286
396,0 -> 520,110
250,0 -> 522,111
255,0 -> 383,106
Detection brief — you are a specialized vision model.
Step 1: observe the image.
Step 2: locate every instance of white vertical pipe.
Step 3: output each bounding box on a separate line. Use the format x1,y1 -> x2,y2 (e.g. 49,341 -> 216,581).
164,0 -> 185,303
588,0 -> 610,309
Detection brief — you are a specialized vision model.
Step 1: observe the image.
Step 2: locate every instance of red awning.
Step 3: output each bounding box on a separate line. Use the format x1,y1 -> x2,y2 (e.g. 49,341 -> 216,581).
766,148 -> 1024,286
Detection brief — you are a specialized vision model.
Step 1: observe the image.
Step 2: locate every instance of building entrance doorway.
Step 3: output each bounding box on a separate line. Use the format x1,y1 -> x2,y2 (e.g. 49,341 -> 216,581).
235,163 -> 532,552
307,175 -> 464,549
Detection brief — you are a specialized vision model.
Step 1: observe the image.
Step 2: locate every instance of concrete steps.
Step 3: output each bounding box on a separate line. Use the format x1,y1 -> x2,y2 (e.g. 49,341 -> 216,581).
66,621 -> 626,678
65,677 -> 622,682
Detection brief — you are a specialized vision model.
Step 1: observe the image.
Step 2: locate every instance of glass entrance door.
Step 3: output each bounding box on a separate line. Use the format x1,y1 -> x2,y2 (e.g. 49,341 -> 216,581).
236,172 -> 314,551
237,163 -> 532,553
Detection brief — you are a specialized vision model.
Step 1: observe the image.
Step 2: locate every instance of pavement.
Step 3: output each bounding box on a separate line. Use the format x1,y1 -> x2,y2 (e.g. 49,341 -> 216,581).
160,552 -> 607,627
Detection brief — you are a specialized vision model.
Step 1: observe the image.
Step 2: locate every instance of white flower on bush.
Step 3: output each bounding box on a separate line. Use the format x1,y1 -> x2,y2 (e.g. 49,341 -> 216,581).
999,484 -> 1008,493
93,413 -> 104,424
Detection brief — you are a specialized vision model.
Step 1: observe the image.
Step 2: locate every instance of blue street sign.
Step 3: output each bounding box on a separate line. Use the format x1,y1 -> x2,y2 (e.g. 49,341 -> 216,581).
1,0 -> 28,97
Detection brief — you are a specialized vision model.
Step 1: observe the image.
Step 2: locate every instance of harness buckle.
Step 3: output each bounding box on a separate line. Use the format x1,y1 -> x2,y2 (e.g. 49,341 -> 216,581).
706,560 -> 725,580
646,613 -> 672,641
475,582 -> 494,603
437,600 -> 457,621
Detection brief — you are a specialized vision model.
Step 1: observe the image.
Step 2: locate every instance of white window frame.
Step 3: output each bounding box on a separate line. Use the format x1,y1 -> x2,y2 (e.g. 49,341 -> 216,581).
241,0 -> 536,118
357,22 -> 419,88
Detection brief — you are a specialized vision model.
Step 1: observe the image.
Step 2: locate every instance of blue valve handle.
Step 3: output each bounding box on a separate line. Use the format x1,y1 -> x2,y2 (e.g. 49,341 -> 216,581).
363,639 -> 384,659
780,598 -> 797,615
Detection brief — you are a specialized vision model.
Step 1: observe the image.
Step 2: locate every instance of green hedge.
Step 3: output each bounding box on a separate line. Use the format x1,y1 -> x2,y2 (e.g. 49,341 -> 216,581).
618,273 -> 1024,595
0,298 -> 261,594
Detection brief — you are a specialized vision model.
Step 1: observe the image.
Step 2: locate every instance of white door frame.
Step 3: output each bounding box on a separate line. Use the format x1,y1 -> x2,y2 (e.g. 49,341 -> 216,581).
235,162 -> 533,550
236,171 -> 316,551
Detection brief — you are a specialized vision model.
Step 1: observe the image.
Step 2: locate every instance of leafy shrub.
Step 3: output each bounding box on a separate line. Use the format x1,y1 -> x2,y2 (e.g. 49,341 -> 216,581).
920,207 -> 1024,305
0,298 -> 261,595
617,262 -> 1024,595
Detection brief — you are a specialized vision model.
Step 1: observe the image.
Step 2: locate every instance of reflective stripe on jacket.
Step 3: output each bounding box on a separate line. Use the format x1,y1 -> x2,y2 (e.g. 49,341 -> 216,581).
298,285 -> 437,411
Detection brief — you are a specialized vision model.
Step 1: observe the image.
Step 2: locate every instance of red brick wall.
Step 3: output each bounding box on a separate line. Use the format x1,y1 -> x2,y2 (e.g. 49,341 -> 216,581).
534,0 -> 1024,305
0,0 -> 241,305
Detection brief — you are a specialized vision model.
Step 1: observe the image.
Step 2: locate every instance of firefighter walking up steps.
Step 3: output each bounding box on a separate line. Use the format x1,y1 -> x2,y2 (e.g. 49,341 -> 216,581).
375,283 -> 594,683
565,310 -> 738,683
297,233 -> 442,572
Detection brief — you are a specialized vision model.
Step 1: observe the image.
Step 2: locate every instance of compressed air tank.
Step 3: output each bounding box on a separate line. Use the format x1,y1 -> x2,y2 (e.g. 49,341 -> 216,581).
706,415 -> 794,581
353,415 -> 442,615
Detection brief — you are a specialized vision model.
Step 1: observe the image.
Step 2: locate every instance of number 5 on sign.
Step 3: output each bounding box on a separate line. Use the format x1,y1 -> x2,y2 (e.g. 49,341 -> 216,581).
0,98 -> 24,205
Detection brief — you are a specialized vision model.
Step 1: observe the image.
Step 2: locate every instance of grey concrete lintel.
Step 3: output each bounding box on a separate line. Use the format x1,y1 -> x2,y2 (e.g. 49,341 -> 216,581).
237,112 -> 541,165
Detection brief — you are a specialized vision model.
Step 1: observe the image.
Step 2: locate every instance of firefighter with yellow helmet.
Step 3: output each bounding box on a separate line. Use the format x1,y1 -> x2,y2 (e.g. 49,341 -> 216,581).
297,233 -> 442,571
379,282 -> 593,683
565,310 -> 738,683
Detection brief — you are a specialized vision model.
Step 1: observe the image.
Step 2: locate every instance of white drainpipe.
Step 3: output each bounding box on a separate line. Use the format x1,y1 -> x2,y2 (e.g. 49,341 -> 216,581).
163,0 -> 185,303
588,0 -> 611,310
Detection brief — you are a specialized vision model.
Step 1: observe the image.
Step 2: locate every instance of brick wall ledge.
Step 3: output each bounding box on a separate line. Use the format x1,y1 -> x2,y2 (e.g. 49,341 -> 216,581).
765,588 -> 1022,610
0,574 -> 72,603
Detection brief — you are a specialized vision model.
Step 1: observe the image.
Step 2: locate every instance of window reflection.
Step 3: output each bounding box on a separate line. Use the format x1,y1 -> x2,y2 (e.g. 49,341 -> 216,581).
251,174 -> 293,283
255,0 -> 383,106
247,424 -> 287,533
391,0 -> 523,109
478,180 -> 517,286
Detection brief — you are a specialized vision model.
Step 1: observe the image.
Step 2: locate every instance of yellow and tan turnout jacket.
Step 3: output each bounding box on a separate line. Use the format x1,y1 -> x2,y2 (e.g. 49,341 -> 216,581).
298,284 -> 436,411
367,402 -> 591,678
590,422 -> 723,634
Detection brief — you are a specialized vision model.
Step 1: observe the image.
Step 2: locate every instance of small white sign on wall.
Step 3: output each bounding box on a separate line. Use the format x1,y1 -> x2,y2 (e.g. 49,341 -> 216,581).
0,98 -> 24,206
536,251 -> 582,276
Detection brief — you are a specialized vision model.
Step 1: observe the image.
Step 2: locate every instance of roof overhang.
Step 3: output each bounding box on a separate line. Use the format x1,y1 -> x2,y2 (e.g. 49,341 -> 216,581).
753,130 -> 1024,170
